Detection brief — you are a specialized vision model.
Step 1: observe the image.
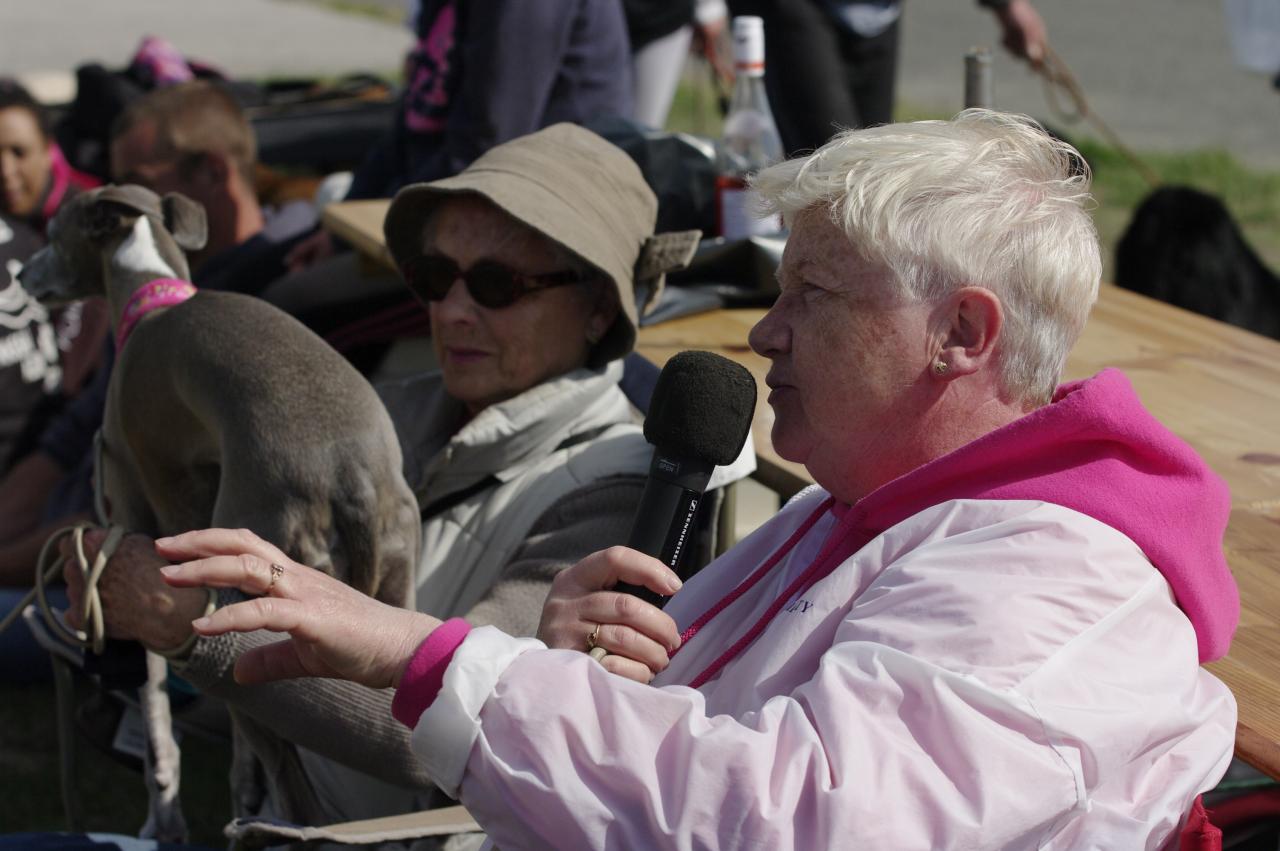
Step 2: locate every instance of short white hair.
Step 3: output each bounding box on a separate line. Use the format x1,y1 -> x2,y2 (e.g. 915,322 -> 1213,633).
752,109 -> 1102,407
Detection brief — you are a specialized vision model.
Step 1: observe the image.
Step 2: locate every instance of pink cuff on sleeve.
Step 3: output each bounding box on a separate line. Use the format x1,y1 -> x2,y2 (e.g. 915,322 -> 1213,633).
391,617 -> 472,728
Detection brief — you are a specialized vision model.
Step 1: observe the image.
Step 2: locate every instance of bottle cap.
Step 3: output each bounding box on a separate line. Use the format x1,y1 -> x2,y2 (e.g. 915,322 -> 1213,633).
732,16 -> 766,76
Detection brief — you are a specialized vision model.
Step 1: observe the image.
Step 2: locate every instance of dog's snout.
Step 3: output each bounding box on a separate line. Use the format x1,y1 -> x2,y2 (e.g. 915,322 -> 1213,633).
14,246 -> 58,299
15,248 -> 41,283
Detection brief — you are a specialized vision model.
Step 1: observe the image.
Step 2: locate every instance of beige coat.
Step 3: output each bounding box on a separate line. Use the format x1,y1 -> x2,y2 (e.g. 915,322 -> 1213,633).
379,361 -> 652,625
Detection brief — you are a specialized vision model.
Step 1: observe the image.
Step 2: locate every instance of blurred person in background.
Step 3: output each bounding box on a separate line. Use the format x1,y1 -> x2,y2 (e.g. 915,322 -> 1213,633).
108,80 -> 302,291
284,0 -> 634,274
0,213 -> 91,685
0,85 -> 108,675
0,80 -> 109,585
0,78 -> 99,234
624,0 -> 729,129
727,0 -> 1048,154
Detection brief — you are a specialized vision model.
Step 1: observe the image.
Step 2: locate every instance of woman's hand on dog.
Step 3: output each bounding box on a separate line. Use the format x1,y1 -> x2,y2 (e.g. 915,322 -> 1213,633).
61,530 -> 212,652
157,528 -> 439,689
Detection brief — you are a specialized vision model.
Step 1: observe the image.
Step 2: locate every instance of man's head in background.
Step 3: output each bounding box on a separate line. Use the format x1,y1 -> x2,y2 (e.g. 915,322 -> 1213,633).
110,81 -> 264,269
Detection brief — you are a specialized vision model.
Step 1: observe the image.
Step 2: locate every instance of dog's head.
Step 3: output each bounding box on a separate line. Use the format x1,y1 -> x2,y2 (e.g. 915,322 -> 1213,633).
18,184 -> 208,304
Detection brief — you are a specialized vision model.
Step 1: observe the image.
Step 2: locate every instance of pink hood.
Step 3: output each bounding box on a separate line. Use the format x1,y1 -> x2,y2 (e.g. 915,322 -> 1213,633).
38,144 -> 100,233
844,368 -> 1237,662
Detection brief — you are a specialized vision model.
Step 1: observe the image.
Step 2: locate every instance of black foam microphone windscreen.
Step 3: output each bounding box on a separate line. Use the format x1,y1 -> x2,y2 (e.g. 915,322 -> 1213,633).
615,350 -> 756,607
643,351 -> 757,467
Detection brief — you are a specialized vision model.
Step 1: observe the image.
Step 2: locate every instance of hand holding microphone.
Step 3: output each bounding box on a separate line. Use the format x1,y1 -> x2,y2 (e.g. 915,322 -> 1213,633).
537,350 -> 755,674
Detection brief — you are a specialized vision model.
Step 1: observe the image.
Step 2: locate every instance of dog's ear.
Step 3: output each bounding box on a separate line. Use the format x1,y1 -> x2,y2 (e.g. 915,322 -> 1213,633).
85,185 -> 164,239
94,185 -> 162,217
161,193 -> 208,253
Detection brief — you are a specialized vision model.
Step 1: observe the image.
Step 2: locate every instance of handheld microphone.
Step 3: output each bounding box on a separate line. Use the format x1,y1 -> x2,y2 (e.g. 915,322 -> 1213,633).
615,350 -> 756,608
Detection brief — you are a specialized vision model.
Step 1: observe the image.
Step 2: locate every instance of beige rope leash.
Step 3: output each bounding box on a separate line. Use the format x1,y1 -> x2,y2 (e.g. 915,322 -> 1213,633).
0,525 -> 123,650
0,524 -> 214,657
1034,43 -> 1162,189
0,431 -> 215,655
0,435 -> 132,652
39,525 -> 124,655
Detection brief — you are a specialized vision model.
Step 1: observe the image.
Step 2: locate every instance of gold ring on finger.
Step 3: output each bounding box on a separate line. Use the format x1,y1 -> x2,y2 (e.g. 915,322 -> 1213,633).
266,562 -> 285,594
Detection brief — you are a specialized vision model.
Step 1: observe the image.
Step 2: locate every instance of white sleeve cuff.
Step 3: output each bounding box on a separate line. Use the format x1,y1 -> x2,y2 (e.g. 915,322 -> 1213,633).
409,625 -> 543,796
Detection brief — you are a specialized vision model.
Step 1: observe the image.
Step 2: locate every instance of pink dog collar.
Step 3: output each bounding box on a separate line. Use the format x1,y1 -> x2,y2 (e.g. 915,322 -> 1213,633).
116,278 -> 197,350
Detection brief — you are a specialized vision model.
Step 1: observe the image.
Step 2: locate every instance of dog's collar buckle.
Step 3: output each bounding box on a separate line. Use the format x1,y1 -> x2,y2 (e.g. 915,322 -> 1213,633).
116,278 -> 197,351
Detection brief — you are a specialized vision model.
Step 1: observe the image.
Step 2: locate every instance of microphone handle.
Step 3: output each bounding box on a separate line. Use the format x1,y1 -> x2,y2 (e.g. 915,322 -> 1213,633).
614,449 -> 713,607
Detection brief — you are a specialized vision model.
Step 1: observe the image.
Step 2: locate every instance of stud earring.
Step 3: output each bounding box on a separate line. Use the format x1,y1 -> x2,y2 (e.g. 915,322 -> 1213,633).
933,361 -> 949,375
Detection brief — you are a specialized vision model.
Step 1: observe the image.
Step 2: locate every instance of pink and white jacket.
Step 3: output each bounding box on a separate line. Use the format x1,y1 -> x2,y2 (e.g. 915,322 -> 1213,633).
396,369 -> 1239,849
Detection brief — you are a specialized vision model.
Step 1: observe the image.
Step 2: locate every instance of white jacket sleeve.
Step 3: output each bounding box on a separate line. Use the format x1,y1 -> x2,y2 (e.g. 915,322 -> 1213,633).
409,505 -> 1235,850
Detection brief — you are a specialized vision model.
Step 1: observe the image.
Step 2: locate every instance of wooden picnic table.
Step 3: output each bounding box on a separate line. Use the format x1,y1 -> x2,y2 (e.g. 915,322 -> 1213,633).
323,199 -> 1280,778
324,199 -> 396,270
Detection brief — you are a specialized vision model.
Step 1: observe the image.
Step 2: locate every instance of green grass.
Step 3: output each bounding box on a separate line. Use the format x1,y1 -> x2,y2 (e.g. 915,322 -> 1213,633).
277,0 -> 407,26
667,64 -> 730,140
1075,140 -> 1280,277
669,79 -> 1280,279
0,678 -> 231,844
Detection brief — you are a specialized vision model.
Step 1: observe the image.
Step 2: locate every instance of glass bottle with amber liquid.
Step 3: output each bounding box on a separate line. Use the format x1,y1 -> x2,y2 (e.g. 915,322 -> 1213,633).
715,15 -> 784,239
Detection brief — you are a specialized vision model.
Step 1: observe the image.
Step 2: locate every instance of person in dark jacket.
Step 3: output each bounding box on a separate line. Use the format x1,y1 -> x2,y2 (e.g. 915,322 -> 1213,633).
0,212 -> 112,683
726,0 -> 1048,155
623,0 -> 728,129
284,0 -> 634,272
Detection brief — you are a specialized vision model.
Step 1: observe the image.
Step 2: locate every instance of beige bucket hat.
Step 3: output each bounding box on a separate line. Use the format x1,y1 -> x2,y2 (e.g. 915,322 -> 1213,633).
384,123 -> 701,364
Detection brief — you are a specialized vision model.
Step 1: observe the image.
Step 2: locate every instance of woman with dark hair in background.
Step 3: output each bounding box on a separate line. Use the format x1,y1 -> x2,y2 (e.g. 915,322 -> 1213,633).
0,79 -> 98,234
0,79 -> 108,501
0,81 -> 107,682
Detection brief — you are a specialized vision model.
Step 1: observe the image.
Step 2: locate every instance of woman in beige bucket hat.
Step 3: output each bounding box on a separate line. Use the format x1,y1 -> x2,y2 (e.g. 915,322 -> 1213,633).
384,121 -> 701,377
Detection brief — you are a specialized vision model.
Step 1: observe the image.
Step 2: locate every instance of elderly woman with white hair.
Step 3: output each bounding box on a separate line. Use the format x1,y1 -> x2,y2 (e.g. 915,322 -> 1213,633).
158,110 -> 1238,849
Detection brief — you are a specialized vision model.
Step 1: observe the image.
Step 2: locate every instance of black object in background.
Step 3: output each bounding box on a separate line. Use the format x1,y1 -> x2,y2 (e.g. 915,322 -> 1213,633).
53,64 -> 396,180
1116,185 -> 1280,341
84,639 -> 149,690
615,350 -> 756,607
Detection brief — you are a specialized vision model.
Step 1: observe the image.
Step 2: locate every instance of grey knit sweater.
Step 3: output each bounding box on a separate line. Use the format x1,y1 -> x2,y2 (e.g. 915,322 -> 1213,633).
178,478 -> 642,792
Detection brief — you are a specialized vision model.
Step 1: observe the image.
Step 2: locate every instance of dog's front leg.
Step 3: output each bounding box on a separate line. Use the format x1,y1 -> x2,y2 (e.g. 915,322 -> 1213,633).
137,650 -> 187,842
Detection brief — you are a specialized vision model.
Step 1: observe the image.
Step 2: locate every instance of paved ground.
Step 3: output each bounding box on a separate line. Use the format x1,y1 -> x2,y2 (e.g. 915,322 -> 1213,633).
3,0 -> 1277,169
2,0 -> 413,97
899,0 -> 1280,169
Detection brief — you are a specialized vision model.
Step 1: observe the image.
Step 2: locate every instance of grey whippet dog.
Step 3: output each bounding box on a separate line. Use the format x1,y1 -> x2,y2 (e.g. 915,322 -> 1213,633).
20,184 -> 419,839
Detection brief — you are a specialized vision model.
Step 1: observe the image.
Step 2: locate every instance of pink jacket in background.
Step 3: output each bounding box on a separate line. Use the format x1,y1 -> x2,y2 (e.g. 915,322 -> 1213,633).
36,144 -> 99,234
401,369 -> 1238,849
